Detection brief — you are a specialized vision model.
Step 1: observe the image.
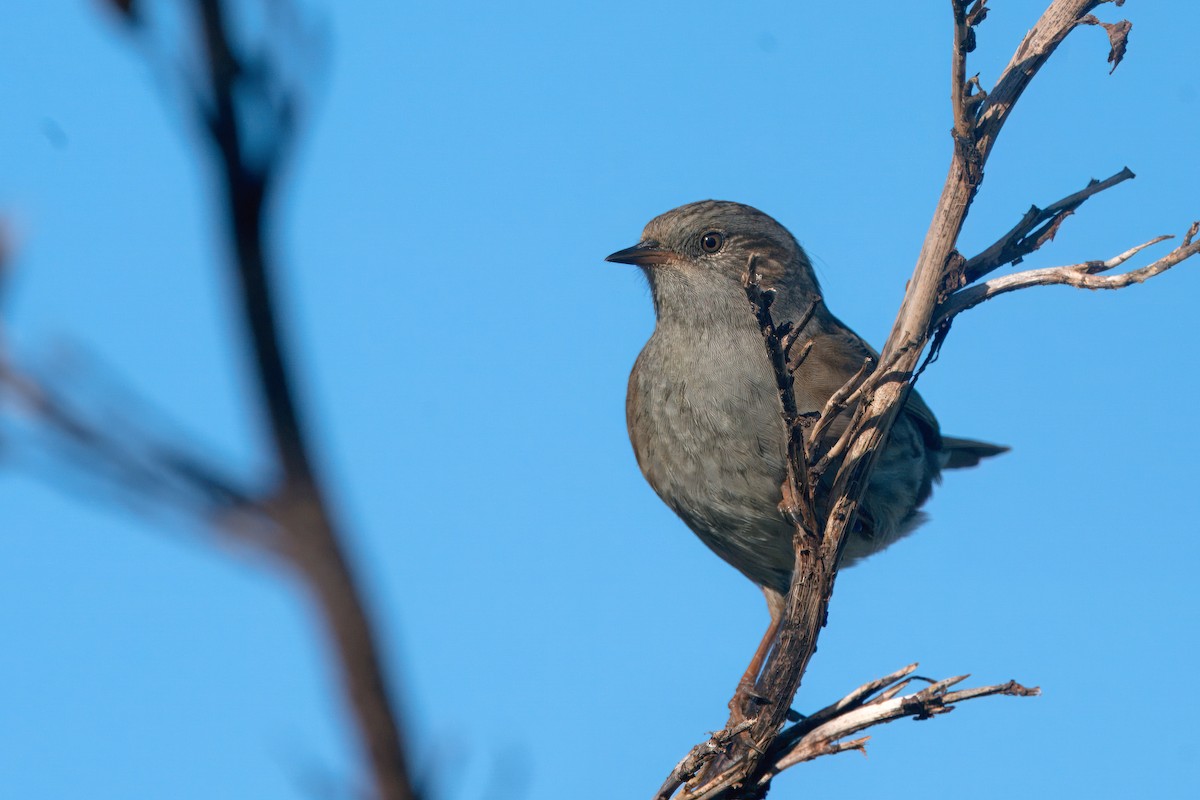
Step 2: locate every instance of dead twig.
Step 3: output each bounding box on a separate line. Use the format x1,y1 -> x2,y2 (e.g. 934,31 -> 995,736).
963,167 -> 1136,284
743,256 -> 822,537
936,224 -> 1199,328
805,356 -> 873,463
654,721 -> 758,800
807,342 -> 917,482
761,671 -> 1038,779
682,665 -> 1037,800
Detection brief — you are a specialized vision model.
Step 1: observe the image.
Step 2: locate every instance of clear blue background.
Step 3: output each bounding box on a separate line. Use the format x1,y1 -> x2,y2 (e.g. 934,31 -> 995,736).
2,2 -> 1197,798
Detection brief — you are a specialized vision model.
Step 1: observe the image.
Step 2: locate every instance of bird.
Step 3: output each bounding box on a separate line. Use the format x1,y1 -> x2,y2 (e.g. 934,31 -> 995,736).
607,200 -> 1005,704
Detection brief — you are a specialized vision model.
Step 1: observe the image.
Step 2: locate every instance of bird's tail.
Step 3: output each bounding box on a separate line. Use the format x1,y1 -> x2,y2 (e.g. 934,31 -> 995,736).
940,436 -> 1010,470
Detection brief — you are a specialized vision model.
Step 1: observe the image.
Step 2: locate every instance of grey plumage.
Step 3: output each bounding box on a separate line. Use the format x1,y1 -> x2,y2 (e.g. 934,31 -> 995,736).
610,200 -> 1005,603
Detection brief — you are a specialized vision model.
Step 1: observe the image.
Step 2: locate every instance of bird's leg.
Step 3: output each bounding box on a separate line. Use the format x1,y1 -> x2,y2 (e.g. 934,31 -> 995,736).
688,592 -> 784,792
727,616 -> 779,722
727,588 -> 785,725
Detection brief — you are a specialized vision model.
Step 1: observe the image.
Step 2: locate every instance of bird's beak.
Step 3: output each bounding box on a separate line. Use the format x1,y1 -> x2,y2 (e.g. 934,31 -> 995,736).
605,240 -> 673,267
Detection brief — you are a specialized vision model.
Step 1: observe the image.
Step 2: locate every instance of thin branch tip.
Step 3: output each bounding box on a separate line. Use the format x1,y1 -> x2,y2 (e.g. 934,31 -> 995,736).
1184,221 -> 1199,247
964,167 -> 1137,283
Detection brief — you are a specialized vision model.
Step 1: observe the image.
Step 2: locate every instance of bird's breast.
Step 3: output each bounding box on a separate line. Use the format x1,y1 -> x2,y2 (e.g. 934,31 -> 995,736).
626,322 -> 795,590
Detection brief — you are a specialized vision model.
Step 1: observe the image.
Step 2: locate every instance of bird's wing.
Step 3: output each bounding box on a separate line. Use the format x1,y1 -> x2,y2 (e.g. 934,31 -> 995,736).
900,384 -> 943,446
789,326 -> 943,449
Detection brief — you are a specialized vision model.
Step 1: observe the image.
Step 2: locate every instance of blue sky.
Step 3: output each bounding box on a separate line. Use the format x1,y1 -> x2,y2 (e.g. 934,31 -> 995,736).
2,2 -> 1198,798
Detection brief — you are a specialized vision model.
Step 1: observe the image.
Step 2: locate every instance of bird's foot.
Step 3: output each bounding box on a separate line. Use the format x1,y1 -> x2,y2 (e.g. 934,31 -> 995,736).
727,680 -> 769,729
728,685 -> 806,729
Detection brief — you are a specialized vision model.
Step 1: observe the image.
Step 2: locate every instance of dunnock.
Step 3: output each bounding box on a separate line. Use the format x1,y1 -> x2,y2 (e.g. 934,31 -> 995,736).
608,200 -> 1005,690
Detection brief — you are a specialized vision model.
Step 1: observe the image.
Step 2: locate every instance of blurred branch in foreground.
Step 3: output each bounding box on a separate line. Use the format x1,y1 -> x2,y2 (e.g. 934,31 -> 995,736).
0,1 -> 417,798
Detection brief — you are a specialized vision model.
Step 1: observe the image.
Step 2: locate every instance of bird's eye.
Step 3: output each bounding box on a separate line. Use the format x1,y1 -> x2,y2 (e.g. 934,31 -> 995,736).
700,231 -> 725,254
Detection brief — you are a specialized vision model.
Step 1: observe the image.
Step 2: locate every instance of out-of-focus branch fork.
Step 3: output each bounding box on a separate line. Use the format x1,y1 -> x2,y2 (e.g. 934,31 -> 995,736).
189,3 -> 417,800
11,1 -> 426,797
2,2 -> 419,796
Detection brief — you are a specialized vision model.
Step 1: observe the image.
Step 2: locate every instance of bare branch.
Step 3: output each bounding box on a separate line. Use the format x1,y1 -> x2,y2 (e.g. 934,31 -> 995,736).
763,675 -> 1038,777
684,666 -> 1038,798
936,224 -> 1200,327
743,257 -> 822,537
830,0 -> 1133,556
808,342 -> 916,482
805,356 -> 873,463
779,663 -> 920,734
764,675 -> 1038,776
963,167 -> 1136,284
951,1 -> 984,143
653,720 -> 758,800
659,3 -> 1145,796
975,1 -> 1125,159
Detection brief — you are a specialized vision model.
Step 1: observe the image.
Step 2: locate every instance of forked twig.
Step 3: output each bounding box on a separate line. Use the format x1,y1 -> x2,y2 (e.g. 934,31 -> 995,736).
963,167 -> 1136,284
805,356 -> 874,460
936,224 -> 1199,328
807,342 -> 916,481
682,665 -> 1037,800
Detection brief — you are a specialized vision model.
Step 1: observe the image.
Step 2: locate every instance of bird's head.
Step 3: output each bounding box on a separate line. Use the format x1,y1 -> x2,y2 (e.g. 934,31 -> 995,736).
606,200 -> 821,323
